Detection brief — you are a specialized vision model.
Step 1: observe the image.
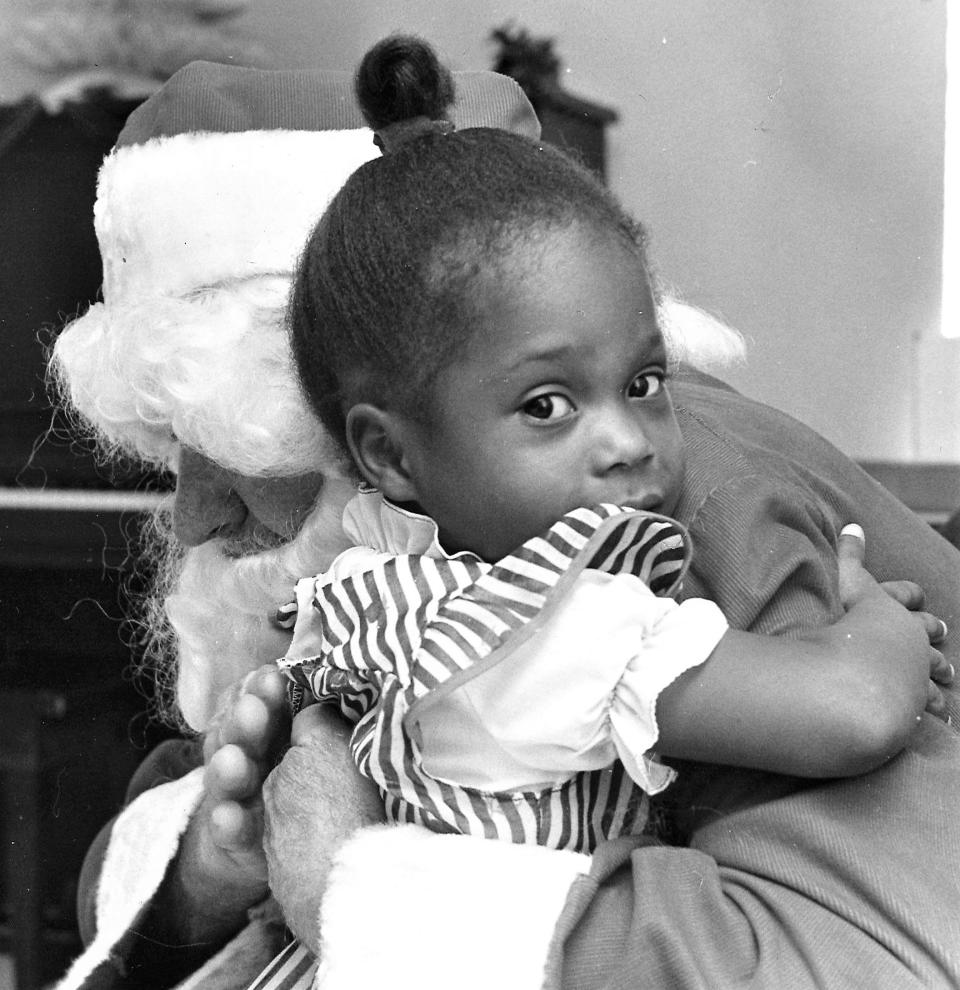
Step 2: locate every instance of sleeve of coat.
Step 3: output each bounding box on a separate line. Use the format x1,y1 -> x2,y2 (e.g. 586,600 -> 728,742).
550,471 -> 960,990
66,739 -> 217,990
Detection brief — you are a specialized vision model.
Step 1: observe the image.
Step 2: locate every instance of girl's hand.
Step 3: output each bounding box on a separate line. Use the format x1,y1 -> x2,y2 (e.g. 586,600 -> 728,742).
656,524 -> 949,778
837,524 -> 953,721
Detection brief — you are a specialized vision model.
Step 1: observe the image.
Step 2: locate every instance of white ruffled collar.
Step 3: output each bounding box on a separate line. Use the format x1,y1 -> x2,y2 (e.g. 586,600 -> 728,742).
341,488 -> 478,561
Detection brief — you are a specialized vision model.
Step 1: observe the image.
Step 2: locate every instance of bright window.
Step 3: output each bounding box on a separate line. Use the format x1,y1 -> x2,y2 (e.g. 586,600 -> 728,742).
944,5 -> 958,338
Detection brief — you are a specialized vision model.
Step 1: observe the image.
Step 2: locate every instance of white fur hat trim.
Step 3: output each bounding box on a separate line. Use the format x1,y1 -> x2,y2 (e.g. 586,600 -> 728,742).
95,128 -> 378,305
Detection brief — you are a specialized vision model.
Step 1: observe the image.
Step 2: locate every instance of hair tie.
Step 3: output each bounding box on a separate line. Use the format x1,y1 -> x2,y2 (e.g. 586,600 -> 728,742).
374,116 -> 454,154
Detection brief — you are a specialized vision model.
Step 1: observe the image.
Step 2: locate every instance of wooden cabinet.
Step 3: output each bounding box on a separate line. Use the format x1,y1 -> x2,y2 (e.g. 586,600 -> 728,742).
0,667 -> 144,988
0,92 -> 147,492
0,491 -> 167,988
489,28 -> 618,182
529,86 -> 619,182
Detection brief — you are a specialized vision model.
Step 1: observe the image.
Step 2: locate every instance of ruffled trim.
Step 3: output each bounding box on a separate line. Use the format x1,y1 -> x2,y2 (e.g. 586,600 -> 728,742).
341,488 -> 476,560
275,489 -> 482,635
610,597 -> 730,792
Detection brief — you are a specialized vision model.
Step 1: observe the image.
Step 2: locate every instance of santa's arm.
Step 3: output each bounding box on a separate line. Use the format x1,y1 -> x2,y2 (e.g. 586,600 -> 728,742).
65,741 -> 233,990
263,706 -> 590,990
62,668 -> 292,990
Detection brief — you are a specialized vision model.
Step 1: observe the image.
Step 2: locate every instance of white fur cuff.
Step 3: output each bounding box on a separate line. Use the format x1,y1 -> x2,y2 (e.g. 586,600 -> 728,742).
316,825 -> 591,990
55,768 -> 206,989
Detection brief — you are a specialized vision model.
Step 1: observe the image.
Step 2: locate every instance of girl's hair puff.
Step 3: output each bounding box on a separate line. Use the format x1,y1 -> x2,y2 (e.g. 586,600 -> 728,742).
290,34 -> 652,454
355,34 -> 455,131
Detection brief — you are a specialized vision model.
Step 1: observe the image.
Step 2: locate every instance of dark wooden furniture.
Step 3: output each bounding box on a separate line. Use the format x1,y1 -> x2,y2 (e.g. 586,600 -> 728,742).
0,93 -> 146,493
0,661 -> 144,988
0,492 -> 165,989
859,461 -> 960,532
0,91 -> 166,987
532,86 -> 619,182
489,27 -> 618,182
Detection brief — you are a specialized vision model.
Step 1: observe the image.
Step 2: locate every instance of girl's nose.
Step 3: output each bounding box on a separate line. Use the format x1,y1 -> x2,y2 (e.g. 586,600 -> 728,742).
593,407 -> 654,472
172,447 -> 247,546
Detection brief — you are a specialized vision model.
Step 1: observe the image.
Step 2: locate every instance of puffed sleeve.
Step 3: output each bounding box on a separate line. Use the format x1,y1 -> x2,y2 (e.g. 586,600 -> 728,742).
417,569 -> 728,794
278,545 -> 396,662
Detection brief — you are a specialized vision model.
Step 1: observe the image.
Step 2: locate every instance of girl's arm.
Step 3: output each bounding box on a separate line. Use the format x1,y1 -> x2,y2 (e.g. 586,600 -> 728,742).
655,526 -> 952,777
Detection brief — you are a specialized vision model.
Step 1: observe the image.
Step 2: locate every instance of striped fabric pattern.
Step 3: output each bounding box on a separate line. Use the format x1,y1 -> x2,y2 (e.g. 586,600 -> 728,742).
280,505 -> 690,854
245,939 -> 316,990
408,506 -> 688,708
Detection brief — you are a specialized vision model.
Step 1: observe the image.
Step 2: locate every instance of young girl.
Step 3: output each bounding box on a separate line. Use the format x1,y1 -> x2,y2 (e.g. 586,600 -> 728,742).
279,35 -> 946,854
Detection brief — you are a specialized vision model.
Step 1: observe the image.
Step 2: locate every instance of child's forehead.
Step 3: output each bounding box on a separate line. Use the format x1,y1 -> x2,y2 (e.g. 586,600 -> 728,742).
497,222 -> 647,294
464,237 -> 664,376
486,223 -> 653,307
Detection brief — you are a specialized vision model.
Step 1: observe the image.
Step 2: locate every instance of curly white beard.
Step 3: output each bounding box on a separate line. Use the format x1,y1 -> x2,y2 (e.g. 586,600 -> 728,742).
138,475 -> 358,734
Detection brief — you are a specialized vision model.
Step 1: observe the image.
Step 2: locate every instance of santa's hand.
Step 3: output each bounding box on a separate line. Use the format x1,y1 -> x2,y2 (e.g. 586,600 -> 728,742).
149,665 -> 293,944
263,703 -> 384,951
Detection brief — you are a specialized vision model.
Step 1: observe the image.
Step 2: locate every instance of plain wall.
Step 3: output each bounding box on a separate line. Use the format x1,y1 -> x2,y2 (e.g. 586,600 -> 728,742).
2,0 -> 956,462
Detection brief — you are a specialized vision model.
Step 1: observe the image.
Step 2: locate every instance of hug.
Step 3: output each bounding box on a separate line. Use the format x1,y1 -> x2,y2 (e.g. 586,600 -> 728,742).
43,29 -> 960,990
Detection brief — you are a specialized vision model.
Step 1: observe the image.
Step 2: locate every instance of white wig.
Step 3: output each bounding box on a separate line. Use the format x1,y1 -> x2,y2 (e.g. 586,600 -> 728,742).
50,274 -> 344,478
659,297 -> 747,370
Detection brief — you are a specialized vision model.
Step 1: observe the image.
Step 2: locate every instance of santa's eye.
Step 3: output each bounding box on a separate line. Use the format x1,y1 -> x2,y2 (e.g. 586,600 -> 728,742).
628,371 -> 665,399
522,393 -> 575,421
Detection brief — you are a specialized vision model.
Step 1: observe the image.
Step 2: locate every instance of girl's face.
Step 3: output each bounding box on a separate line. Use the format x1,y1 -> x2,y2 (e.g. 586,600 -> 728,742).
399,223 -> 686,561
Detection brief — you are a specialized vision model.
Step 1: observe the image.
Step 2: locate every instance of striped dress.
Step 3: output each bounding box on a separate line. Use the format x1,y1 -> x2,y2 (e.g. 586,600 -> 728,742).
277,492 -> 729,854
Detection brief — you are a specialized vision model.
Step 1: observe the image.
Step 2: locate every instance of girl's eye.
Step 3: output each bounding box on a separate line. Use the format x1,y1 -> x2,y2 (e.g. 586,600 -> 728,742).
628,371 -> 665,399
522,393 -> 575,421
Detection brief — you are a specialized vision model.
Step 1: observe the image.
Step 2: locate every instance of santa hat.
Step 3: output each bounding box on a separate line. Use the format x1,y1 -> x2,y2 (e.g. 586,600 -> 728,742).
51,60 -> 541,478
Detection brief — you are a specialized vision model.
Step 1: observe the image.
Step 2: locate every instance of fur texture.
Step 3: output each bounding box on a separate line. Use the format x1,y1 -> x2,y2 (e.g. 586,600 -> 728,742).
55,769 -> 206,990
316,824 -> 590,990
96,129 -> 377,305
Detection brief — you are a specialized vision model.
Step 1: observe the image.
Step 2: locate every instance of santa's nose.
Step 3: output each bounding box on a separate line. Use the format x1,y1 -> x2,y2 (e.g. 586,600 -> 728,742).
172,447 -> 247,546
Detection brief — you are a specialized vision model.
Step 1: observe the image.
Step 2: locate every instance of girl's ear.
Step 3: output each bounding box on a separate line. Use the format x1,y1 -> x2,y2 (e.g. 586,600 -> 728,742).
345,403 -> 418,503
